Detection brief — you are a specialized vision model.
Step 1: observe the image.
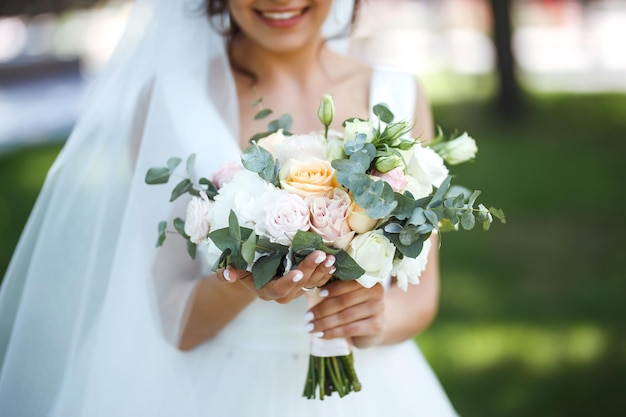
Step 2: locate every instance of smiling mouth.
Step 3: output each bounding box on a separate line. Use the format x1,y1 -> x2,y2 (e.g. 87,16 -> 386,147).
258,8 -> 308,21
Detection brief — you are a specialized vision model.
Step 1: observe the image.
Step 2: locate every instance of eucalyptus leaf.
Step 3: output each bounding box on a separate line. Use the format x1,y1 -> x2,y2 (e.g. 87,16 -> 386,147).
186,153 -> 196,179
468,190 -> 482,208
173,217 -> 188,238
373,103 -> 394,124
424,209 -> 439,226
384,223 -> 404,234
145,167 -> 171,185
489,207 -> 507,223
156,220 -> 167,247
249,131 -> 272,142
167,157 -> 182,172
254,108 -> 273,120
390,233 -> 425,258
228,210 -> 241,242
187,241 -> 196,259
460,211 -> 476,230
399,227 -> 421,246
169,179 -> 192,202
332,250 -> 365,281
241,143 -> 274,174
252,253 -> 284,288
241,231 -> 257,264
199,177 -> 218,199
408,207 -> 427,225
391,192 -> 415,220
428,176 -> 452,209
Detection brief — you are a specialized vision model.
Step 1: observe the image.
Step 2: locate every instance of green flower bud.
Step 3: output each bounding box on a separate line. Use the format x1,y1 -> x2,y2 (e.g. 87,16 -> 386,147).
318,94 -> 334,128
375,154 -> 403,173
382,121 -> 411,142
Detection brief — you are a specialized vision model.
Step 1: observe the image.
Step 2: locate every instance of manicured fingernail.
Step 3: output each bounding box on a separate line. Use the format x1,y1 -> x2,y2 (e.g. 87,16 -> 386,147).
292,271 -> 304,283
324,258 -> 335,267
312,332 -> 324,338
328,267 -> 336,275
304,323 -> 315,332
304,311 -> 314,322
318,289 -> 329,298
314,254 -> 325,264
223,267 -> 232,282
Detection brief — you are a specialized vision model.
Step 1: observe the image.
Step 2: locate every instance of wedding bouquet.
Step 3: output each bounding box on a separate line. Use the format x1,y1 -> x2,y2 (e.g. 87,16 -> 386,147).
145,95 -> 504,400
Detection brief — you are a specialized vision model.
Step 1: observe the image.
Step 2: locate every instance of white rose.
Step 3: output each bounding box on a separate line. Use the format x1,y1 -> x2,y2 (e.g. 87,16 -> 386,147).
256,189 -> 311,246
343,119 -> 375,143
348,230 -> 396,288
325,130 -> 345,162
391,238 -> 431,291
404,145 -> 449,199
274,133 -> 327,164
210,170 -> 275,230
184,191 -> 213,244
437,132 -> 477,165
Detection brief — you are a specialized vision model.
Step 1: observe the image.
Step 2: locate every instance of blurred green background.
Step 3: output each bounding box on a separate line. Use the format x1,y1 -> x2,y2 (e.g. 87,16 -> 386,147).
1,1 -> 626,416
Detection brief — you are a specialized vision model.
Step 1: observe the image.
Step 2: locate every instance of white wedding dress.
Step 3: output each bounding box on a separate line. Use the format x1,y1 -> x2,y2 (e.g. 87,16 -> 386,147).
0,1 -> 458,415
159,68 -> 458,417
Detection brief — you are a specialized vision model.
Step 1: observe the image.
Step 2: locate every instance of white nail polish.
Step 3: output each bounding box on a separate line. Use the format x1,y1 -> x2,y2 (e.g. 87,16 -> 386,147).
304,323 -> 315,332
314,254 -> 325,264
328,267 -> 336,275
318,289 -> 329,298
292,271 -> 304,283
304,311 -> 314,322
312,332 -> 324,338
223,268 -> 232,282
324,258 -> 335,267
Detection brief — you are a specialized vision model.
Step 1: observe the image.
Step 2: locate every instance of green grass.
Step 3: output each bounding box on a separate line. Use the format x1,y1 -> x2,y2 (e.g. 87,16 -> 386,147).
1,92 -> 625,416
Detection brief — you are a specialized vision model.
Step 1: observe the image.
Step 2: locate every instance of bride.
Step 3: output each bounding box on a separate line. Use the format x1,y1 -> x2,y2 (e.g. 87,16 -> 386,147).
0,0 -> 458,415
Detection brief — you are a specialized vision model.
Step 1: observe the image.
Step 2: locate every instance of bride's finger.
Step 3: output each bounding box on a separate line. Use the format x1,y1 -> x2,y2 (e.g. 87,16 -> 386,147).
216,266 -> 239,283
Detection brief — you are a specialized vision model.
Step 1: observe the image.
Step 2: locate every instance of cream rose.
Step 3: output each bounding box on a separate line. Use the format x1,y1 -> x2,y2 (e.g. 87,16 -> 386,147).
307,188 -> 355,249
274,133 -> 327,164
436,132 -> 478,165
404,145 -> 449,199
343,119 -> 375,143
348,230 -> 396,288
184,191 -> 213,244
256,189 -> 311,246
279,157 -> 338,198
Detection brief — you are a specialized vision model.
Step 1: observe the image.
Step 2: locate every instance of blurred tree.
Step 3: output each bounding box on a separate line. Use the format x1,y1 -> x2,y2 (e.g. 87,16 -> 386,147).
0,0 -> 102,16
489,0 -> 524,116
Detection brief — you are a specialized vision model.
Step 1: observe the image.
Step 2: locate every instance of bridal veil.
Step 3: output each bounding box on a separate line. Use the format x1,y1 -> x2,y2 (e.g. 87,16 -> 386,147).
0,0 -> 355,415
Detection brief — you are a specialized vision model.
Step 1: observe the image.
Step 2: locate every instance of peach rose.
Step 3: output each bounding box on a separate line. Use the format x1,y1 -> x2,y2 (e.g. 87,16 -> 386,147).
279,157 -> 338,198
347,203 -> 378,234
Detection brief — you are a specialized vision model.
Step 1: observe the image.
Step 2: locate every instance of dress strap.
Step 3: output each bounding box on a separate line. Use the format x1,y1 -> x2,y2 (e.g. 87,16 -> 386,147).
369,67 -> 417,122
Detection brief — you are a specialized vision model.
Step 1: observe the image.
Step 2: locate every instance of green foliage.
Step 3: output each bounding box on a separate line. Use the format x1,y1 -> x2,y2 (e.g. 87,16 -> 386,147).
241,142 -> 280,186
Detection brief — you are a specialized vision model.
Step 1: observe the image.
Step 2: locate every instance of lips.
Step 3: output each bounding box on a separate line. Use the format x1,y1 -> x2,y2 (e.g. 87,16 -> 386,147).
260,9 -> 304,20
256,7 -> 309,27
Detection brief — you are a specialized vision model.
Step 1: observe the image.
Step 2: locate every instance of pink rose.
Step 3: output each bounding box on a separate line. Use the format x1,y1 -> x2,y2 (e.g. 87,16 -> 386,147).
306,188 -> 355,249
212,162 -> 242,189
260,190 -> 311,246
184,191 -> 213,244
372,167 -> 408,192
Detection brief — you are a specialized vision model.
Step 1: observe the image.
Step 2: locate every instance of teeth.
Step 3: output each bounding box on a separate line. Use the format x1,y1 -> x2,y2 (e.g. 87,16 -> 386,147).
262,10 -> 302,20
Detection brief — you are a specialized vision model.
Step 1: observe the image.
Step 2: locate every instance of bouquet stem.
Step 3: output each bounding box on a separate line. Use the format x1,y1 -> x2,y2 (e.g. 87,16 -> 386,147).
302,292 -> 361,400
302,353 -> 361,400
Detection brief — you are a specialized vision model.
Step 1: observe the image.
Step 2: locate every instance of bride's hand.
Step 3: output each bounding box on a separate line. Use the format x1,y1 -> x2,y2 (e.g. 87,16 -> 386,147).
216,250 -> 336,304
305,280 -> 385,349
